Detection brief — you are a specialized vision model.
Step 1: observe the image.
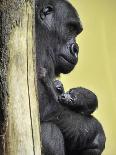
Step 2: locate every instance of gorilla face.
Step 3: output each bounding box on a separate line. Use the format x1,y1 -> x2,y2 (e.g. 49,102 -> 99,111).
35,0 -> 83,75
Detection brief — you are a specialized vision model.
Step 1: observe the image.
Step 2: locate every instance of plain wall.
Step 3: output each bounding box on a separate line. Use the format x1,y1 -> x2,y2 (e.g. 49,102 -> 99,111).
61,0 -> 116,155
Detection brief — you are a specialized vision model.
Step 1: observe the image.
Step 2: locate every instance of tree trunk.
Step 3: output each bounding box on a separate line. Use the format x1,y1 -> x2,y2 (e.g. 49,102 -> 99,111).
0,0 -> 41,154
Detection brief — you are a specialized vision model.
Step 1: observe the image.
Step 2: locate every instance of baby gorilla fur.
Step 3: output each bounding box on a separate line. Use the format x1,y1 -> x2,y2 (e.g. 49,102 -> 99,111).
54,80 -> 98,115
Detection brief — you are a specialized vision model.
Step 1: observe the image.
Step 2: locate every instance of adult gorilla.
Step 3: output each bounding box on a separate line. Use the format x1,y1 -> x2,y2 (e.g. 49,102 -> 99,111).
35,0 -> 106,154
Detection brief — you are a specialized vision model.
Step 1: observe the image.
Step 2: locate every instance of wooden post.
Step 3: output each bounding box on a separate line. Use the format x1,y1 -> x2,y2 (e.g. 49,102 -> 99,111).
0,0 -> 41,154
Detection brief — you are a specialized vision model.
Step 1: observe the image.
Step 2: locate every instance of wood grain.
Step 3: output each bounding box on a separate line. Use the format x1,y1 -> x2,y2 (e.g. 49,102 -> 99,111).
0,1 -> 41,154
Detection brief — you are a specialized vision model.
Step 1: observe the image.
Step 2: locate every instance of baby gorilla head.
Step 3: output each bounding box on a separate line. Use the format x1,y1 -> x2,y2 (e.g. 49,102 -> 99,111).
35,0 -> 83,76
59,87 -> 98,115
54,80 -> 98,115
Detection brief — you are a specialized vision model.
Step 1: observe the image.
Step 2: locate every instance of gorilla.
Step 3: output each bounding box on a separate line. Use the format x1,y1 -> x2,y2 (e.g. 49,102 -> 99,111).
54,80 -> 98,115
35,0 -> 106,155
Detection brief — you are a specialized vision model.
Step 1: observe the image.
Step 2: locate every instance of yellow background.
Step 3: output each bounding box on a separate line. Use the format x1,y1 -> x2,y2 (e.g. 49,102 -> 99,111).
60,0 -> 116,155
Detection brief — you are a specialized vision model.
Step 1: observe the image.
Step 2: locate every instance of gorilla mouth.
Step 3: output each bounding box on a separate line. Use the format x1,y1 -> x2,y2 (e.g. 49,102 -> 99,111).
60,55 -> 76,65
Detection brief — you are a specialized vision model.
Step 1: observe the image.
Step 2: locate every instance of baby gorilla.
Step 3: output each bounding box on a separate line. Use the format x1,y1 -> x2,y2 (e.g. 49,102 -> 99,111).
54,80 -> 98,115
40,77 -> 105,155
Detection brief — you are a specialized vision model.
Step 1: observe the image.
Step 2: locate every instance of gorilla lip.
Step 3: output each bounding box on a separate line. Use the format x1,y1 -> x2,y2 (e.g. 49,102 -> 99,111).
59,54 -> 77,65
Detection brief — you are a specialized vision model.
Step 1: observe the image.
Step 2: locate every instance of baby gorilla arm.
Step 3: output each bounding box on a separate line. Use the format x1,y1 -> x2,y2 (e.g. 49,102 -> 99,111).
54,80 -> 98,115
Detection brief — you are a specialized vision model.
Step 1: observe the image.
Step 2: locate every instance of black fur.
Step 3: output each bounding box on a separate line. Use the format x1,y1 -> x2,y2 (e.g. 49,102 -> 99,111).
35,0 -> 106,154
54,80 -> 98,115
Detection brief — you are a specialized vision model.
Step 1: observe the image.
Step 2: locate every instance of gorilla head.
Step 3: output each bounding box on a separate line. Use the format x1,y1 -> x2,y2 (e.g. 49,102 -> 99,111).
35,0 -> 83,76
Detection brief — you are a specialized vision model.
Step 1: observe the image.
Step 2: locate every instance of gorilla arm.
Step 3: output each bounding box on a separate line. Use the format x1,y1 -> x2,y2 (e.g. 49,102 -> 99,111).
38,67 -> 58,102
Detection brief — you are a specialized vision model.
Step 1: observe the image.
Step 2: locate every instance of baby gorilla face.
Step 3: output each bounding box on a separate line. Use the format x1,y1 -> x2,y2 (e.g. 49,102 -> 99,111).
58,89 -> 76,105
35,0 -> 83,75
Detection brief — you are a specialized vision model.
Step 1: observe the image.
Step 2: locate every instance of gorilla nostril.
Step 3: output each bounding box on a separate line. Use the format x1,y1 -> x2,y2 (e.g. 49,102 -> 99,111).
70,43 -> 79,56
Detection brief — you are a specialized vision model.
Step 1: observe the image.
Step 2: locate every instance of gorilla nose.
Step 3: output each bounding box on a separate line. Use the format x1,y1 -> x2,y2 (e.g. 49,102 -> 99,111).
70,43 -> 79,57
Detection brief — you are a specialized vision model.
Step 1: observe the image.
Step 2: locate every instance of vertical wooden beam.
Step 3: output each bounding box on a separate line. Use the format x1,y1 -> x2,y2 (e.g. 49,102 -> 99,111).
0,0 -> 41,154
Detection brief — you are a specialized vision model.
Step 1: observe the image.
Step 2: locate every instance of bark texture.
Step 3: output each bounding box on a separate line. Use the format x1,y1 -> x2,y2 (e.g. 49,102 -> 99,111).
0,1 -> 41,154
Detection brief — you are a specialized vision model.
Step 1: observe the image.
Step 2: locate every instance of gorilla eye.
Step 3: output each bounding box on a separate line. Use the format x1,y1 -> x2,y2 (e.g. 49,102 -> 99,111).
40,6 -> 54,20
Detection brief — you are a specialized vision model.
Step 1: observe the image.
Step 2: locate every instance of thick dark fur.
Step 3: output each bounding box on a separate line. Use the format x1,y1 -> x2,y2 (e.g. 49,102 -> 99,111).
35,0 -> 106,154
54,80 -> 98,115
